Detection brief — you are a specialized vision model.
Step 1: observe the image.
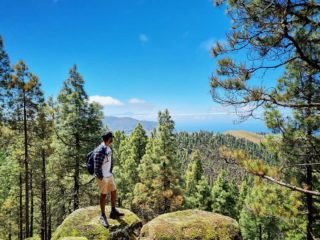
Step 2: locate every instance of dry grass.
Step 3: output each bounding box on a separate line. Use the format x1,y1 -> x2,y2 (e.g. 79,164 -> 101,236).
224,130 -> 265,144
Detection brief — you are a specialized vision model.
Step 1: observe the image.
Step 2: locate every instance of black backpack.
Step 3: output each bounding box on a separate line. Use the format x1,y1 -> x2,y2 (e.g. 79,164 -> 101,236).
86,151 -> 95,175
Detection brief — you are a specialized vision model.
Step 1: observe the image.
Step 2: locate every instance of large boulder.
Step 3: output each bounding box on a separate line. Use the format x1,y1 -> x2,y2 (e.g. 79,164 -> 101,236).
24,236 -> 41,240
58,238 -> 88,240
139,209 -> 241,240
51,205 -> 142,240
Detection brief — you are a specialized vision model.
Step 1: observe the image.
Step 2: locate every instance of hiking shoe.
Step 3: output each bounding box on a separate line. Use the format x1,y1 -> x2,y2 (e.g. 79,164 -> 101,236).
100,213 -> 109,228
109,208 -> 125,219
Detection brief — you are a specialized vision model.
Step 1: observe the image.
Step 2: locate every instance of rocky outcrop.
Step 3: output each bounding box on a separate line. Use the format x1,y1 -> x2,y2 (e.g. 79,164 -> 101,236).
51,205 -> 142,240
139,209 -> 241,240
51,206 -> 241,240
24,236 -> 41,240
58,238 -> 88,240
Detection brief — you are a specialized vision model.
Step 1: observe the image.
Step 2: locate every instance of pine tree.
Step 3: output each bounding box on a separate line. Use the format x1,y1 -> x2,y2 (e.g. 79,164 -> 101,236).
237,178 -> 249,215
184,150 -> 211,210
217,59 -> 320,237
263,60 -> 320,238
133,131 -> 158,220
211,170 -> 239,219
185,151 -> 203,193
50,65 -> 104,216
110,130 -> 126,207
5,61 -> 44,238
113,136 -> 136,208
130,123 -> 147,165
111,130 -> 127,206
239,178 -> 304,240
210,1 -> 320,238
112,130 -> 126,163
34,100 -> 54,240
0,130 -> 20,240
152,110 -> 184,215
133,110 -> 183,219
0,35 -> 11,124
113,124 -> 148,208
195,175 -> 211,211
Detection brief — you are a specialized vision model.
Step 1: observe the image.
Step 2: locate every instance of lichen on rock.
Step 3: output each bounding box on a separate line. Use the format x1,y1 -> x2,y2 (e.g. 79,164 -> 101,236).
58,237 -> 88,240
24,236 -> 41,240
139,209 -> 242,240
51,205 -> 142,240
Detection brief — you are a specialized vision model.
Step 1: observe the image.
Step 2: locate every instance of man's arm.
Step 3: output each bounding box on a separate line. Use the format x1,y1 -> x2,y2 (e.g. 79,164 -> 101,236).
110,147 -> 114,174
94,147 -> 105,179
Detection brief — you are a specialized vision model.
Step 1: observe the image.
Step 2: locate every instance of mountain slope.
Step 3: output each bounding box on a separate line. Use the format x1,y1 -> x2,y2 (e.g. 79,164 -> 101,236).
104,116 -> 157,134
224,130 -> 265,144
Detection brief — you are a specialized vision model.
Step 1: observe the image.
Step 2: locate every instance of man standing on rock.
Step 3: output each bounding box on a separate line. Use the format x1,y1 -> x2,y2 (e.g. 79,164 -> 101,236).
94,131 -> 124,228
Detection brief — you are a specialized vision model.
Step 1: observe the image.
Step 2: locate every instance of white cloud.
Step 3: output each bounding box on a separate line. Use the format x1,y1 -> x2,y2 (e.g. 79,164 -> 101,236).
129,98 -> 146,104
128,98 -> 154,111
89,95 -> 124,106
139,33 -> 149,43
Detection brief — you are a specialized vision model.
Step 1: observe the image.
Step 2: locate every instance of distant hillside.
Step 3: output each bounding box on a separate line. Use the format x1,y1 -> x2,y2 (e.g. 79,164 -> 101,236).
104,116 -> 158,134
224,130 -> 265,144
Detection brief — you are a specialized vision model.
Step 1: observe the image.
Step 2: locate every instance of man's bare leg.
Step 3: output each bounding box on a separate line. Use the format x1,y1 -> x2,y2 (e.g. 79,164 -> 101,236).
99,193 -> 109,228
100,193 -> 107,214
109,190 -> 124,218
111,190 -> 116,209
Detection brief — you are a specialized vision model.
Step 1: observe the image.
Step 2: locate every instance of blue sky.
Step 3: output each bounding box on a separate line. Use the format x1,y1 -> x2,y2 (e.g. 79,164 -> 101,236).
0,0 -> 273,132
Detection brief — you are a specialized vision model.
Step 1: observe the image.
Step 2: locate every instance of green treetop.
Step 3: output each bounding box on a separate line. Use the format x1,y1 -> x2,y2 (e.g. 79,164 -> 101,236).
211,170 -> 239,219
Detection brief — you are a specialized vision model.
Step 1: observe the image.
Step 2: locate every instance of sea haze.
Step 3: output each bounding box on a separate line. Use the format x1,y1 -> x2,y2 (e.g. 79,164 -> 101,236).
175,121 -> 269,133
104,116 -> 269,134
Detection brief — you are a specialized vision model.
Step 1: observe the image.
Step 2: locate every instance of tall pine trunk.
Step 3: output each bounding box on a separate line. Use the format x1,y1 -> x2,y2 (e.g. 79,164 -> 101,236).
259,224 -> 262,240
163,176 -> 170,213
48,204 -> 52,240
8,222 -> 12,240
59,187 -> 66,224
23,89 -> 30,238
306,79 -> 314,240
30,169 -> 34,237
74,134 -> 80,210
306,165 -> 313,240
41,149 -> 47,240
19,172 -> 23,240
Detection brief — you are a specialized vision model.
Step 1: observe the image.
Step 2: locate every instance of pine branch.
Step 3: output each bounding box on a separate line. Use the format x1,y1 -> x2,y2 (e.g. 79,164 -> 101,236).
254,172 -> 320,196
219,148 -> 320,196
